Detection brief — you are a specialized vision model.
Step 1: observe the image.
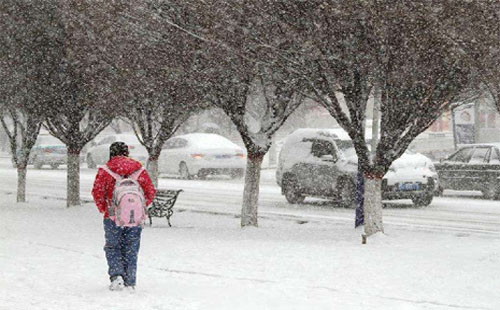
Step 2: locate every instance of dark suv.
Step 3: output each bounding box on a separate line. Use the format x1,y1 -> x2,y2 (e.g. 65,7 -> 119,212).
435,143 -> 500,199
276,129 -> 439,207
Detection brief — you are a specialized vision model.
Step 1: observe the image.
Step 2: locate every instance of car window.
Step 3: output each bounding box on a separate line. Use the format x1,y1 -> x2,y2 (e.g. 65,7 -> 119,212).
176,139 -> 188,148
334,139 -> 353,151
469,147 -> 490,164
163,139 -> 179,149
489,148 -> 500,164
163,139 -> 177,149
163,138 -> 188,149
448,147 -> 473,163
311,139 -> 337,160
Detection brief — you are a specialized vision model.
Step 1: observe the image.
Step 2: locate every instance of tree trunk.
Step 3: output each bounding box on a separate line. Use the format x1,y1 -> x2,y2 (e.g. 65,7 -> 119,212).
241,152 -> 264,227
16,166 -> 27,203
67,150 -> 81,207
363,175 -> 384,237
147,156 -> 159,188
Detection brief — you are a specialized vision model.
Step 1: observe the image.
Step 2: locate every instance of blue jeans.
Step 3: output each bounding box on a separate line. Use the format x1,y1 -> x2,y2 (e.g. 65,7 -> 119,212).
103,219 -> 142,286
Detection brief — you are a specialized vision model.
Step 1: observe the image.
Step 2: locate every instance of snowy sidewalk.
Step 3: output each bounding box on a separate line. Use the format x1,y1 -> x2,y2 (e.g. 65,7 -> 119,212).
1,196 -> 499,310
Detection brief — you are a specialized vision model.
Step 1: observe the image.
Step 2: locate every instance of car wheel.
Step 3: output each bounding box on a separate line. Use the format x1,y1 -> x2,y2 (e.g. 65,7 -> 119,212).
337,178 -> 356,208
412,194 -> 433,207
230,169 -> 244,179
436,186 -> 444,197
197,170 -> 208,180
179,162 -> 192,180
284,178 -> 305,204
87,154 -> 96,169
482,180 -> 499,200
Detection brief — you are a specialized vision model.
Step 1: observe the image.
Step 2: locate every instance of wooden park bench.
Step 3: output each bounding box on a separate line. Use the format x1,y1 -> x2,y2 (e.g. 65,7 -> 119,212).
147,189 -> 183,227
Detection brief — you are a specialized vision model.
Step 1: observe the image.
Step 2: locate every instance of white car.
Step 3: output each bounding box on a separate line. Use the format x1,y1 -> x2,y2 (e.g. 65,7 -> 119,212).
158,133 -> 246,179
342,146 -> 439,204
85,134 -> 148,168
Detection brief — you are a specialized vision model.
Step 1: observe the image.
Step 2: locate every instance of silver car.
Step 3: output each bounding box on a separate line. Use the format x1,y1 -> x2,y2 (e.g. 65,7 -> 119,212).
158,133 -> 246,179
276,128 -> 439,207
30,135 -> 67,169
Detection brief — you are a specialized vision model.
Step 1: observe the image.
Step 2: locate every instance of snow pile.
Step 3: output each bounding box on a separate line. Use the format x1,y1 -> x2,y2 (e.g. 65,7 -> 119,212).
390,152 -> 433,169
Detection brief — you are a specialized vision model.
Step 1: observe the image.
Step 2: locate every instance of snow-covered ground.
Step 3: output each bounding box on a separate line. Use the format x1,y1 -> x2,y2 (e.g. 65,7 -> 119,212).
1,196 -> 499,310
1,158 -> 499,309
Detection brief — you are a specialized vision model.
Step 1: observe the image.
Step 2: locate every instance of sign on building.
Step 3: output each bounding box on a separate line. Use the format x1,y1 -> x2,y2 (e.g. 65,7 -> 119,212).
453,103 -> 475,144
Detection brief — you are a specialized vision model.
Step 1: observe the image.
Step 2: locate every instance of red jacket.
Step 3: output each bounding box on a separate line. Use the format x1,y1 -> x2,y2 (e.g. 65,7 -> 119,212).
91,156 -> 156,218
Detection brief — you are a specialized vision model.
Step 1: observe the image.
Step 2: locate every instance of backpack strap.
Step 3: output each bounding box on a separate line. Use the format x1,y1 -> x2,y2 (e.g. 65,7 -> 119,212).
100,165 -> 123,181
129,167 -> 145,181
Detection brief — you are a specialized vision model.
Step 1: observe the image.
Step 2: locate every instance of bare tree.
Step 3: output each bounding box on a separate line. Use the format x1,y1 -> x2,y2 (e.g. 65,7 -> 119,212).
0,107 -> 42,202
144,0 -> 305,226
126,100 -> 205,186
0,0 -> 61,202
43,1 -> 127,207
179,1 -> 306,227
115,3 -> 208,185
270,0 -> 475,238
439,1 -> 500,112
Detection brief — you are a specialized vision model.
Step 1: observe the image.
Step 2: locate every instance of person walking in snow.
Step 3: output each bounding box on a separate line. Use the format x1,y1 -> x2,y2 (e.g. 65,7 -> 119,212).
92,141 -> 156,291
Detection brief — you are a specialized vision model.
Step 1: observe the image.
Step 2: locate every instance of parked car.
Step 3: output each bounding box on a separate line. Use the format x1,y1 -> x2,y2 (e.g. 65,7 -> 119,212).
276,128 -> 439,207
85,134 -> 148,168
434,143 -> 500,199
158,133 -> 246,179
30,135 -> 67,169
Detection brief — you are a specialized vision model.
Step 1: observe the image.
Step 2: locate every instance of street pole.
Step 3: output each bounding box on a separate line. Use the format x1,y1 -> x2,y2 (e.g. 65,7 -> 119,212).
474,101 -> 480,143
451,108 -> 457,151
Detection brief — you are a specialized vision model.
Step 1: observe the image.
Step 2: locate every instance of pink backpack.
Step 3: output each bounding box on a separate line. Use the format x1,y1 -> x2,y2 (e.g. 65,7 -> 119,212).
101,166 -> 148,227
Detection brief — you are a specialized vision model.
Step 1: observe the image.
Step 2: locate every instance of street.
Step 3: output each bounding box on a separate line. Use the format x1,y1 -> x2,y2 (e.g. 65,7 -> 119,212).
1,158 -> 498,237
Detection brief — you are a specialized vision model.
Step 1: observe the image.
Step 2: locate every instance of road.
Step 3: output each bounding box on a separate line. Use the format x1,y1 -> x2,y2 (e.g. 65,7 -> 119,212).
1,158 -> 499,237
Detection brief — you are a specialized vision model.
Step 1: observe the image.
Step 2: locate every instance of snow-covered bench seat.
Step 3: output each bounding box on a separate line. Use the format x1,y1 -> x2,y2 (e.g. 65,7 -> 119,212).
147,189 -> 183,227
